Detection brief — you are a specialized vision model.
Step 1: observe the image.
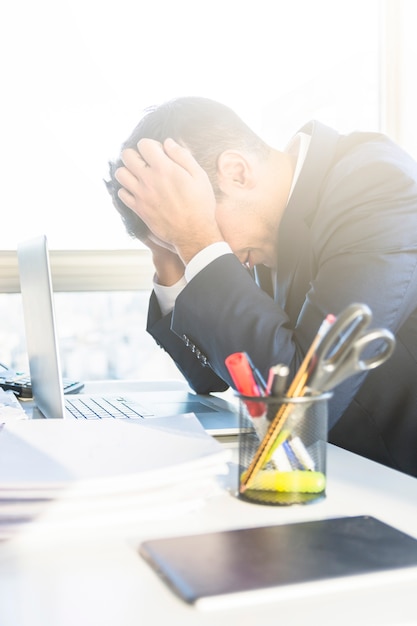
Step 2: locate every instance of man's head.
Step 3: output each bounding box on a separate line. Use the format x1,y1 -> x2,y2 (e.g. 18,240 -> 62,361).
106,96 -> 270,242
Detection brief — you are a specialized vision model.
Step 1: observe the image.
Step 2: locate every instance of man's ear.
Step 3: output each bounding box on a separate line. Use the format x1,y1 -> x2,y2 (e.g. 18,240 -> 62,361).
216,150 -> 255,193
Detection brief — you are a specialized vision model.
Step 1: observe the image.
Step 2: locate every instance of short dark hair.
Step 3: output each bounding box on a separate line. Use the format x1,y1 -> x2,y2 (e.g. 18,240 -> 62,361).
105,96 -> 269,241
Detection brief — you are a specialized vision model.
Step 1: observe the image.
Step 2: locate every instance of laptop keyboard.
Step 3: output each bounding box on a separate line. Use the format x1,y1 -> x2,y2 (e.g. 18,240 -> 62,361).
65,396 -> 154,420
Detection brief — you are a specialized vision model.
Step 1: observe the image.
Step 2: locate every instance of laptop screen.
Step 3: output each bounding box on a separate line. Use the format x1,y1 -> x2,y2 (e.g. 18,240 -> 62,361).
17,234 -> 66,419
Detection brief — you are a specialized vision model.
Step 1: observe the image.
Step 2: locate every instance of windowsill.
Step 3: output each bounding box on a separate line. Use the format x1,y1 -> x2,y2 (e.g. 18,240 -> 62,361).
0,249 -> 155,292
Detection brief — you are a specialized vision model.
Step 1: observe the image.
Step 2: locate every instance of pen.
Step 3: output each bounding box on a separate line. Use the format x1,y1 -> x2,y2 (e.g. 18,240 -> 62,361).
287,436 -> 315,471
247,358 -> 268,396
266,363 -> 290,422
225,352 -> 265,418
267,363 -> 290,397
270,443 -> 293,472
282,440 -> 303,470
240,314 -> 336,492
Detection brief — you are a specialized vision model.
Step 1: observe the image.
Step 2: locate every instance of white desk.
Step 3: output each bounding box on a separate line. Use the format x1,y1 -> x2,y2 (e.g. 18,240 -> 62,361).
1,382 -> 417,626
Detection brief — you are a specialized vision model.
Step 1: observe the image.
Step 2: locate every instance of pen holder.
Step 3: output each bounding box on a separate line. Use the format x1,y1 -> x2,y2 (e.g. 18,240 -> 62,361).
237,393 -> 332,505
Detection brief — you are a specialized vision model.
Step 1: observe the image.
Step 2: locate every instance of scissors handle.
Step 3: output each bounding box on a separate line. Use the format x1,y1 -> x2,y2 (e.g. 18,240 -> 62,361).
316,303 -> 373,361
352,329 -> 396,370
307,329 -> 395,391
320,328 -> 396,391
306,303 -> 396,392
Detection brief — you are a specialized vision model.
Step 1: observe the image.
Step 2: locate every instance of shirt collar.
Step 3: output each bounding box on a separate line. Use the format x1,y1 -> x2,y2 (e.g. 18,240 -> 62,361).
285,132 -> 311,203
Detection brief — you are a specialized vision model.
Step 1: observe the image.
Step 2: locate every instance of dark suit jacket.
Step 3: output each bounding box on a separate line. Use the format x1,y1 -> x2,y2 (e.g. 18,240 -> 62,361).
147,121 -> 417,477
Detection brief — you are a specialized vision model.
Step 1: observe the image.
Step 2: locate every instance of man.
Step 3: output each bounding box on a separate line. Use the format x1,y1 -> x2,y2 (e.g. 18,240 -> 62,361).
106,96 -> 417,477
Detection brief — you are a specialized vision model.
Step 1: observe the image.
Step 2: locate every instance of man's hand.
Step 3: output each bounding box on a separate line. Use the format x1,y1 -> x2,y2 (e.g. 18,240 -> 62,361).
142,233 -> 185,287
115,138 -> 224,264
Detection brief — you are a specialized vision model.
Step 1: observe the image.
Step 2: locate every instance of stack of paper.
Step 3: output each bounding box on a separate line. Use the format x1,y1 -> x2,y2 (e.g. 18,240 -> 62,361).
0,414 -> 231,536
0,388 -> 28,421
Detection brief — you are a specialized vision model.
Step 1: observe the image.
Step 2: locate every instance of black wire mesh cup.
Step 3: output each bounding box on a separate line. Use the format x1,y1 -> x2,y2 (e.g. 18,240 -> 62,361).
237,393 -> 332,505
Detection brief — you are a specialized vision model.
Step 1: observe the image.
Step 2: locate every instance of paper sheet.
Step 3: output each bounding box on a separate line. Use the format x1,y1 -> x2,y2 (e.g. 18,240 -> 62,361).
0,389 -> 28,421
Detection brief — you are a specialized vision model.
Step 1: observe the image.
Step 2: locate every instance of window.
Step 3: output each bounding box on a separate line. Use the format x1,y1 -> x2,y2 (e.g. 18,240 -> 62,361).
4,0 -> 415,382
380,0 -> 417,159
2,0 -> 381,251
0,291 -> 181,381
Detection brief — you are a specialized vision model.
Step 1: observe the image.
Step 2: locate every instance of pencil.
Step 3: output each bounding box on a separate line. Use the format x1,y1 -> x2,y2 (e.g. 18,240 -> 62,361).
240,314 -> 335,493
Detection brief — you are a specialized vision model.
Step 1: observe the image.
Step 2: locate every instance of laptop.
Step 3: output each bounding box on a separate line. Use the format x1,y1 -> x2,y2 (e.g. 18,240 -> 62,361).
17,235 -> 239,436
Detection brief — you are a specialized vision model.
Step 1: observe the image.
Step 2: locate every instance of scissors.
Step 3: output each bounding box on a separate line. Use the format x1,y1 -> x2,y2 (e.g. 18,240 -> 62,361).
305,303 -> 396,393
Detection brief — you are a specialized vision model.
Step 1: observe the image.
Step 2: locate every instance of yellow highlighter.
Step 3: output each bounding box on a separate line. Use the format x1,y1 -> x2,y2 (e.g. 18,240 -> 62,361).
241,469 -> 326,493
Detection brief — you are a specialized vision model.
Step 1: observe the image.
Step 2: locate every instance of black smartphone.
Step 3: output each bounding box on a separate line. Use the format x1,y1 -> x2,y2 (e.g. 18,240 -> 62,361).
139,516 -> 417,608
0,365 -> 84,399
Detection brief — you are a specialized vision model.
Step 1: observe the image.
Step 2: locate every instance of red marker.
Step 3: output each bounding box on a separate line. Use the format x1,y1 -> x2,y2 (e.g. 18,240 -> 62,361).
225,352 -> 265,417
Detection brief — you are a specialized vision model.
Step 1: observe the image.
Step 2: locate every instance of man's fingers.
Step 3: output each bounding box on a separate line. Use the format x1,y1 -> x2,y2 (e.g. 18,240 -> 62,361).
120,139 -> 204,185
115,166 -> 143,212
135,139 -> 168,171
120,148 -> 148,181
117,186 -> 137,212
163,138 -> 204,178
136,137 -> 202,179
115,163 -> 141,190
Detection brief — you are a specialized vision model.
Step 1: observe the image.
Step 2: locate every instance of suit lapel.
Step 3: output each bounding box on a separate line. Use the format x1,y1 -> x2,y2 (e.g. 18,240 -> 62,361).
275,121 -> 341,317
253,264 -> 275,298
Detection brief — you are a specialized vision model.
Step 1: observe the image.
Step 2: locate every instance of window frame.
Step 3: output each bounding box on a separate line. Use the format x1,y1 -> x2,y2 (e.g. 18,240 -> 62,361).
0,249 -> 154,292
1,0 -> 412,294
